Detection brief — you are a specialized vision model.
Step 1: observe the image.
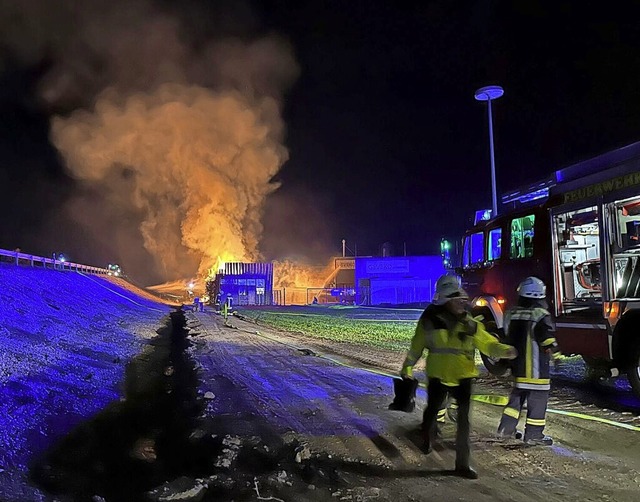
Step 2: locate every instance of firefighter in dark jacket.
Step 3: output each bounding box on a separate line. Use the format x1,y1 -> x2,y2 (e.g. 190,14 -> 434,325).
401,274 -> 517,479
497,276 -> 560,445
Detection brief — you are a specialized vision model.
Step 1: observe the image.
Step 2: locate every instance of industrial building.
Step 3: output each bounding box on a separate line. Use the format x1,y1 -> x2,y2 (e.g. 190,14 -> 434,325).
213,252 -> 445,307
217,262 -> 274,306
309,254 -> 446,306
354,255 -> 445,305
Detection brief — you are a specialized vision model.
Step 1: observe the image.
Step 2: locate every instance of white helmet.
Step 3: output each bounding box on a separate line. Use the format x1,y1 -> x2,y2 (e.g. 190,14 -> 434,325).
433,274 -> 469,305
517,276 -> 546,299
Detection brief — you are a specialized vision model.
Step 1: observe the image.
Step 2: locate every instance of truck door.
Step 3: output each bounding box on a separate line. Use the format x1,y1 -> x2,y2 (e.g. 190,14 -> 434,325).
460,230 -> 486,297
551,205 -> 601,315
551,205 -> 607,358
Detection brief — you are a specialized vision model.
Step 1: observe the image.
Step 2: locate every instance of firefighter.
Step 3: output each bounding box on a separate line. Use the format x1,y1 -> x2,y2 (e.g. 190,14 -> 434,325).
401,274 -> 517,479
496,276 -> 560,446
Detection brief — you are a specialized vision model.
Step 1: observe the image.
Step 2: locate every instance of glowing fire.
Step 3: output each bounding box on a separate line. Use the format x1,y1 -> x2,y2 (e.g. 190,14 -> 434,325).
25,0 -> 300,285
272,259 -> 336,305
206,252 -> 238,281
273,260 -> 333,289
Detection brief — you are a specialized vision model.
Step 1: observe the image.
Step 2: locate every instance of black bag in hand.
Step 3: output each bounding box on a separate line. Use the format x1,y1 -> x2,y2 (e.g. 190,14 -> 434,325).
389,377 -> 418,412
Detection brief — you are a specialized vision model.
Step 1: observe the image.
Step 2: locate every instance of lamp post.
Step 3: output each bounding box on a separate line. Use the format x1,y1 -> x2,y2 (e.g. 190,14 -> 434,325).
474,85 -> 504,217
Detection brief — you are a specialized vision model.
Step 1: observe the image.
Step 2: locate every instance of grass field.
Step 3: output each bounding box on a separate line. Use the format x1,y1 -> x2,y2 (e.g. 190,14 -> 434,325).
235,305 -> 421,351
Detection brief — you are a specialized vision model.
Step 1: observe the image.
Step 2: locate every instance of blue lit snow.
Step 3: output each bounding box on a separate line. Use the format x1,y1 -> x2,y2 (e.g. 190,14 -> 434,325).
0,264 -> 170,499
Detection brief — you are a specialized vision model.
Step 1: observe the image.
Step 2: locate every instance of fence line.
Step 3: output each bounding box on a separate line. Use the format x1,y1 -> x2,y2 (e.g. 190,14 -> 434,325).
0,248 -> 109,275
271,284 -> 434,307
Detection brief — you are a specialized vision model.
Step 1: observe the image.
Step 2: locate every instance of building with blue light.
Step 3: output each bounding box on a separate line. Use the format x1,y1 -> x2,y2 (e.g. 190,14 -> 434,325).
218,262 -> 274,306
354,255 -> 446,306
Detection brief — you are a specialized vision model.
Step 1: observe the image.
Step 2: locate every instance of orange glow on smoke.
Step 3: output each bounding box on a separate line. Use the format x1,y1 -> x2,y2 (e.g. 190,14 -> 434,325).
272,259 -> 335,305
273,260 -> 334,288
52,85 -> 287,282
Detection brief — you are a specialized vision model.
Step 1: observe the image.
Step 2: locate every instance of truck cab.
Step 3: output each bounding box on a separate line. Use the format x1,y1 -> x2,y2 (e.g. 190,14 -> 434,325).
459,143 -> 640,397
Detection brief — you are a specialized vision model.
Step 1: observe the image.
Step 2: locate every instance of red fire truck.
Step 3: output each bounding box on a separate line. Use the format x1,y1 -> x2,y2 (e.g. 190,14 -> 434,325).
459,141 -> 640,397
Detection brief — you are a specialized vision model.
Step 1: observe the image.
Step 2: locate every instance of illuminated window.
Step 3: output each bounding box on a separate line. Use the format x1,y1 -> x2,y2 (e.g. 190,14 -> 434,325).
510,215 -> 535,259
462,236 -> 471,267
488,228 -> 502,261
470,232 -> 484,265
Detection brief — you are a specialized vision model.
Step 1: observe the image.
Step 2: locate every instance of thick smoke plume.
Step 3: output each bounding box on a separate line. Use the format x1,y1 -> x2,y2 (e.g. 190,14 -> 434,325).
0,0 -> 299,283
52,84 -> 288,280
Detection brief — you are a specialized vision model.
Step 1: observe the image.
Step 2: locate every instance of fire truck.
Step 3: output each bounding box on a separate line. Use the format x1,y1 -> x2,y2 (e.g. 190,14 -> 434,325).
459,141 -> 640,397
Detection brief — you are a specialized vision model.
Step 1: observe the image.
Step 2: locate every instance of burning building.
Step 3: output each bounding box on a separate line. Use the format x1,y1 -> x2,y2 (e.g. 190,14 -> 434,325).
215,262 -> 274,307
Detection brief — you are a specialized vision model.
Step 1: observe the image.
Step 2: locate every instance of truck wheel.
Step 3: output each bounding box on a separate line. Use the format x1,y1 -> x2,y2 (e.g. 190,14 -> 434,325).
480,320 -> 510,377
627,342 -> 640,398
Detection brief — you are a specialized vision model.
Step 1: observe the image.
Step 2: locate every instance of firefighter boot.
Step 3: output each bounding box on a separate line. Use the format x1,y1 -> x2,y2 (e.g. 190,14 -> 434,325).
525,435 -> 553,446
454,466 -> 478,479
496,428 -> 523,441
420,422 -> 436,454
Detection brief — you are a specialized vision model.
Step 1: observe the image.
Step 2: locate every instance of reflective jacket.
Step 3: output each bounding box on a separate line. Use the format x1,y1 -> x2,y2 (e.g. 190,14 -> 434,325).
401,304 -> 514,386
504,306 -> 559,391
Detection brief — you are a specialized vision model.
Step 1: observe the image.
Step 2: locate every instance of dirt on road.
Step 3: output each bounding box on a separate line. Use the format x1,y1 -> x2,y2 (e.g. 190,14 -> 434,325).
21,305 -> 640,502
176,310 -> 640,502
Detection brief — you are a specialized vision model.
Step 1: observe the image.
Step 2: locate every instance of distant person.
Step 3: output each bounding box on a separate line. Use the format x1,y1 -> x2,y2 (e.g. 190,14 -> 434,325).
400,274 -> 517,479
496,277 -> 560,446
193,297 -> 201,313
223,297 -> 233,322
312,296 -> 319,305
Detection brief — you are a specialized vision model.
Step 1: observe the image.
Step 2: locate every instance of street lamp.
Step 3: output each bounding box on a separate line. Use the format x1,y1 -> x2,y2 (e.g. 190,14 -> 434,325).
474,85 -> 504,217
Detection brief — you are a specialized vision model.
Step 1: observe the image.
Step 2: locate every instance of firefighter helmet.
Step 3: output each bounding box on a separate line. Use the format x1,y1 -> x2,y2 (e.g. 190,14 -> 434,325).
433,274 -> 469,305
517,276 -> 546,298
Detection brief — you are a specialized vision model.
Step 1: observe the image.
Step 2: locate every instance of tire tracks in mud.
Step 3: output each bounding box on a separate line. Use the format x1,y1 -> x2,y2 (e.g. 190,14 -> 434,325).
29,309 -> 217,501
27,307 -> 638,502
28,309 -> 393,502
237,310 -> 640,428
190,314 -> 580,502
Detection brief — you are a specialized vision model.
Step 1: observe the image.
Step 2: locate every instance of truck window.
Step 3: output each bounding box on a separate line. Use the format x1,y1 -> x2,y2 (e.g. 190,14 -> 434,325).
510,215 -> 535,259
462,236 -> 470,268
470,232 -> 484,265
462,232 -> 484,268
553,206 -> 600,309
611,197 -> 640,298
488,228 -> 502,261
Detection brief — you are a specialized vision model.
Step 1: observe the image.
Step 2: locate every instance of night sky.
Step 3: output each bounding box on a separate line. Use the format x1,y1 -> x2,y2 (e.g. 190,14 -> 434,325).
1,1 -> 640,283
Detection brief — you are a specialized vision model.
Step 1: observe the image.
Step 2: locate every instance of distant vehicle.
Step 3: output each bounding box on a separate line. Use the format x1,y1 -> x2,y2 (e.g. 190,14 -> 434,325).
459,142 -> 640,397
107,264 -> 123,277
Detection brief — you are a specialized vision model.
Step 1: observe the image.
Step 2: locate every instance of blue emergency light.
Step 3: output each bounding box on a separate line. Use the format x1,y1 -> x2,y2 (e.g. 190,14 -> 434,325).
474,209 -> 492,225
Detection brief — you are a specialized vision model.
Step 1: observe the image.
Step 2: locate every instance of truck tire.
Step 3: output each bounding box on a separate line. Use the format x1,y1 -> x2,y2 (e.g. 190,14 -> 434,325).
479,320 -> 510,377
627,341 -> 640,398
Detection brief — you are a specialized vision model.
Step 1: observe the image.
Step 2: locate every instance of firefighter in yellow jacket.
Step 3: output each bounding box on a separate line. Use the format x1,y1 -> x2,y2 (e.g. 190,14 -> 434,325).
401,274 -> 517,479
